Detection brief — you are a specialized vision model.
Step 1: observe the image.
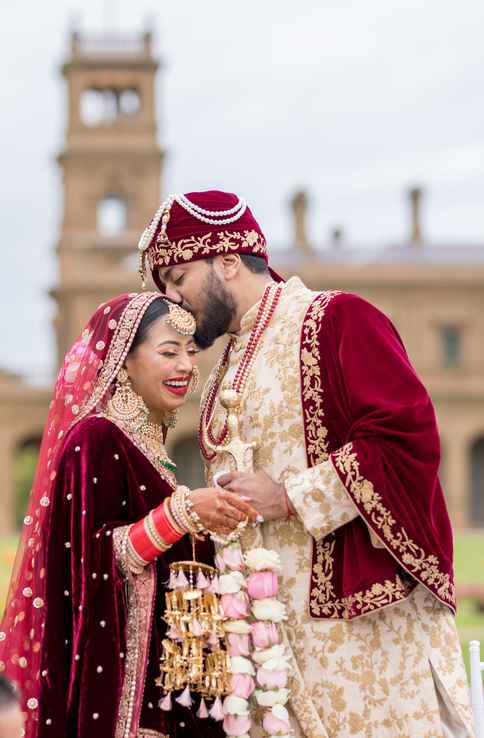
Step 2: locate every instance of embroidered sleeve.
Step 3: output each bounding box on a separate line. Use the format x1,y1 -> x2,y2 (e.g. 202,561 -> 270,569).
285,458 -> 358,539
112,525 -> 146,576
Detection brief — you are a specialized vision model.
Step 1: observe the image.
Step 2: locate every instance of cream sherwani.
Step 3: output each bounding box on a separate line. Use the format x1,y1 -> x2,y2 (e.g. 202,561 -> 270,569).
203,277 -> 474,738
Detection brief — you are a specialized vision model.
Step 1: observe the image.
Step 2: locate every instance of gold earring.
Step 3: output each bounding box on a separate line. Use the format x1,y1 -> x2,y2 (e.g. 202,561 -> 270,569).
108,368 -> 148,422
188,366 -> 201,396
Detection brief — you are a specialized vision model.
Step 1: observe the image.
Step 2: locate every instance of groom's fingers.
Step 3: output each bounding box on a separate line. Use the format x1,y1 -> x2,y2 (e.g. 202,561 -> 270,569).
219,490 -> 259,521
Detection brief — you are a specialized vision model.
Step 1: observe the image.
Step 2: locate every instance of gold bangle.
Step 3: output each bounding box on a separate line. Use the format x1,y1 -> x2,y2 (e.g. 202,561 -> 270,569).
144,513 -> 171,553
164,497 -> 185,535
174,487 -> 199,535
170,489 -> 195,534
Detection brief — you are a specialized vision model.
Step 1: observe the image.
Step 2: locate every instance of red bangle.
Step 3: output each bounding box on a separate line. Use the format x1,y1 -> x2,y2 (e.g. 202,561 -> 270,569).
152,503 -> 183,545
129,518 -> 159,562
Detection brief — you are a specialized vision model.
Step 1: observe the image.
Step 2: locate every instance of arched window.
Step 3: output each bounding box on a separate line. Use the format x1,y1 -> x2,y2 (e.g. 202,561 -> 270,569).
81,87 -> 141,126
97,195 -> 127,236
470,436 -> 484,526
171,436 -> 205,490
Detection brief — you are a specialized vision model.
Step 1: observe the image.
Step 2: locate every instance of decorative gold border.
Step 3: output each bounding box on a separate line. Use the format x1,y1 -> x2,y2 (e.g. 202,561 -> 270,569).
332,443 -> 455,609
147,229 -> 266,269
112,546 -> 157,738
101,415 -> 176,491
300,292 -> 414,619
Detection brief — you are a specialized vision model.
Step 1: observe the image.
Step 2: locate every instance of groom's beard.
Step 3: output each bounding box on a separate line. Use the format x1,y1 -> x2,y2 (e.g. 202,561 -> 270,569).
194,269 -> 236,349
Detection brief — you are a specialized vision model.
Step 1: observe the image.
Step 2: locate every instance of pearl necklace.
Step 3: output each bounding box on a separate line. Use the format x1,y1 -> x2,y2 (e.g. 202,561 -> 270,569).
174,193 -> 247,225
199,282 -> 283,461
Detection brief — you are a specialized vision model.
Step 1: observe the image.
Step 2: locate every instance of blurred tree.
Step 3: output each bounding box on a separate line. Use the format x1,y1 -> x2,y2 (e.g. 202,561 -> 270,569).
13,444 -> 39,529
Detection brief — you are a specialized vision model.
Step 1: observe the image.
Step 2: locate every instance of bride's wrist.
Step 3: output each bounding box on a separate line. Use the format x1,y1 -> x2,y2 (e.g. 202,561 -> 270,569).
169,486 -> 206,537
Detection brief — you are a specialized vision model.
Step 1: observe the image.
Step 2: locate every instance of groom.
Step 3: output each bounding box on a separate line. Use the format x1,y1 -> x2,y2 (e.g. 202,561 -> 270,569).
139,190 -> 474,738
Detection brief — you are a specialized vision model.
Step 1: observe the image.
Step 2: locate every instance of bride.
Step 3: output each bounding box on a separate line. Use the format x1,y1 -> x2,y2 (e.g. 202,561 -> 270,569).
0,292 -> 256,738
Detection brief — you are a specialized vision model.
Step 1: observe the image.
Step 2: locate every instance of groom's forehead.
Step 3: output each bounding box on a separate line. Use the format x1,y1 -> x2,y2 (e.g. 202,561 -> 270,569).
159,261 -> 208,282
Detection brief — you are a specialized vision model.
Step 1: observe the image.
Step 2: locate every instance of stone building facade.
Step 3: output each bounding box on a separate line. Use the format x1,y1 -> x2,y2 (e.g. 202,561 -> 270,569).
0,32 -> 483,536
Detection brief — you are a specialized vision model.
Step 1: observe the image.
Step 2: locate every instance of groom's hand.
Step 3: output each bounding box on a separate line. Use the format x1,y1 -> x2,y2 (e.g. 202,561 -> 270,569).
217,470 -> 294,522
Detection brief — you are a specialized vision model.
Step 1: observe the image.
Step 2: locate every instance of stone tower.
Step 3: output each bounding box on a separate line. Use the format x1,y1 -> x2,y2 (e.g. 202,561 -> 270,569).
52,30 -> 163,366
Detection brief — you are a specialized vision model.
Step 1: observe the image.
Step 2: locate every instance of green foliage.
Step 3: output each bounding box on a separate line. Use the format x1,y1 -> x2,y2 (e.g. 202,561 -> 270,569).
13,445 -> 39,529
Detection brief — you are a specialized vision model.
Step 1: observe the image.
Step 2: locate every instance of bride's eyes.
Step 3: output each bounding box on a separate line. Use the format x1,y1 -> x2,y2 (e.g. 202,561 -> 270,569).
160,351 -> 177,358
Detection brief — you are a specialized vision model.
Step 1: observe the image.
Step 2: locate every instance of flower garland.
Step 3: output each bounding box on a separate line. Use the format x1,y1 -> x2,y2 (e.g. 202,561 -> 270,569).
216,543 -> 292,738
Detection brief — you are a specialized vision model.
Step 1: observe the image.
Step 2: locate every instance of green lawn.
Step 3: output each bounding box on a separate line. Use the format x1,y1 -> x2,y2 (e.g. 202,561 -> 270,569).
1,530 -> 483,673
454,531 -> 484,674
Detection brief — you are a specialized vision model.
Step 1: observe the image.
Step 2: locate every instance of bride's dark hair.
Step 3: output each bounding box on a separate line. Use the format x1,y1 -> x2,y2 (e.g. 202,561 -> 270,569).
129,298 -> 170,353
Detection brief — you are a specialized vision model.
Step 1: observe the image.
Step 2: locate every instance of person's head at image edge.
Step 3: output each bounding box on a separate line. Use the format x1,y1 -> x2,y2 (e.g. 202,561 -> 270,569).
0,676 -> 24,738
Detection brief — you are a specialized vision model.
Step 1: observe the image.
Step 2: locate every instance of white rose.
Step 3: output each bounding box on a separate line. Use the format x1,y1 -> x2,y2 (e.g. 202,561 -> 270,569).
223,695 -> 250,715
218,572 -> 245,594
245,548 -> 282,572
254,688 -> 290,706
230,656 -> 255,675
263,655 -> 291,671
272,704 -> 289,721
223,619 -> 251,634
252,644 -> 287,664
252,598 -> 287,622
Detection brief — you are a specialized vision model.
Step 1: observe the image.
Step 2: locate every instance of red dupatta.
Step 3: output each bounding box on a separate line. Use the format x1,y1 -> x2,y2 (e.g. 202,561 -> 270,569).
0,292 -> 160,722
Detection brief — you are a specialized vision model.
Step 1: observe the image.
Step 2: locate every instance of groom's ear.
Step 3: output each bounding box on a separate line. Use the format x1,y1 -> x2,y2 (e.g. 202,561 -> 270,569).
216,254 -> 241,282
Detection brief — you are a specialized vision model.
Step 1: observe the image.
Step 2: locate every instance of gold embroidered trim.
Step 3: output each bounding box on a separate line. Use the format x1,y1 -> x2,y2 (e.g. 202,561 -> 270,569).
100,415 -> 176,490
147,229 -> 266,269
301,291 -> 339,466
114,564 -> 156,738
138,731 -> 168,738
301,292 -> 414,619
333,443 -> 455,606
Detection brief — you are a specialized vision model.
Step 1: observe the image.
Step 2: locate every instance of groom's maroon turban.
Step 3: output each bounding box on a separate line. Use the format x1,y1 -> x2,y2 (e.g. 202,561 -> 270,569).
138,190 -> 283,290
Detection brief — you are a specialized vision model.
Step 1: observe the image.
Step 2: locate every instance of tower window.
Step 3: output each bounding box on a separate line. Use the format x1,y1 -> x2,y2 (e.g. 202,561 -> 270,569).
81,87 -> 140,126
97,195 -> 127,236
439,325 -> 462,368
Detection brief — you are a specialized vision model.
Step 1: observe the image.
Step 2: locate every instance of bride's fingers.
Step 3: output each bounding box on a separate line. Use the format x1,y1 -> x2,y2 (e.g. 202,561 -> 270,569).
220,490 -> 258,520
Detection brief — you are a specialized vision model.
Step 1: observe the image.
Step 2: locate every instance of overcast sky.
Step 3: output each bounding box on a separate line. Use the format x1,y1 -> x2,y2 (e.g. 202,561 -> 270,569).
1,0 -> 483,380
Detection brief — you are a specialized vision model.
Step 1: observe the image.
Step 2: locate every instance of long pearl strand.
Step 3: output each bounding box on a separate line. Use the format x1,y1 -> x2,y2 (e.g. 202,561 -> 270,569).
199,283 -> 283,461
174,193 -> 247,225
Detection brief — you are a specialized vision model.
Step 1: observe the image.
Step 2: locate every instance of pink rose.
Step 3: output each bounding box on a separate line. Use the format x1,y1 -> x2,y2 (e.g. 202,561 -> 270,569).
251,621 -> 280,649
220,592 -> 249,619
227,633 -> 250,656
263,713 -> 290,734
223,715 -> 251,736
257,667 -> 288,688
223,546 -> 245,571
230,673 -> 256,699
247,571 -> 278,599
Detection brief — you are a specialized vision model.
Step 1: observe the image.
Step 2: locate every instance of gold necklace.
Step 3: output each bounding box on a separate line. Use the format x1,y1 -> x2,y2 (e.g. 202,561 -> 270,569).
104,388 -> 177,483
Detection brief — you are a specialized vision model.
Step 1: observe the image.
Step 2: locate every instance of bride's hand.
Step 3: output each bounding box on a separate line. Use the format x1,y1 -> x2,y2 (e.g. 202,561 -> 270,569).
190,487 -> 259,535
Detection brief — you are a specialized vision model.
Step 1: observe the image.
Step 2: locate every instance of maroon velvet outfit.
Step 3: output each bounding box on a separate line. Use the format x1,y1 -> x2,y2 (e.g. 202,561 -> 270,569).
299,291 -> 455,618
36,416 -> 222,738
0,292 -> 225,738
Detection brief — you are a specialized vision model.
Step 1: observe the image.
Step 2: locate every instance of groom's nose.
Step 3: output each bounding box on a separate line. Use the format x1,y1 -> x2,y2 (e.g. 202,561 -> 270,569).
164,285 -> 182,304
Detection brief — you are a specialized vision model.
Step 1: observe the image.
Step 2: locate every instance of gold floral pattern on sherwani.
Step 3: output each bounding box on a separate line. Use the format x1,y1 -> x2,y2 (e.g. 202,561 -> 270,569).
202,276 -> 474,738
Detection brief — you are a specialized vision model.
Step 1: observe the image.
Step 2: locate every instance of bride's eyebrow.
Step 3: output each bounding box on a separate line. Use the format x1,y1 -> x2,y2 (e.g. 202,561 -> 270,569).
156,340 -> 181,348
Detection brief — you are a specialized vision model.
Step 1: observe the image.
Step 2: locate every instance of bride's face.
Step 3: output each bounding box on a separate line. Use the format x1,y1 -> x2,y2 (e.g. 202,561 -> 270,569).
125,316 -> 198,422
